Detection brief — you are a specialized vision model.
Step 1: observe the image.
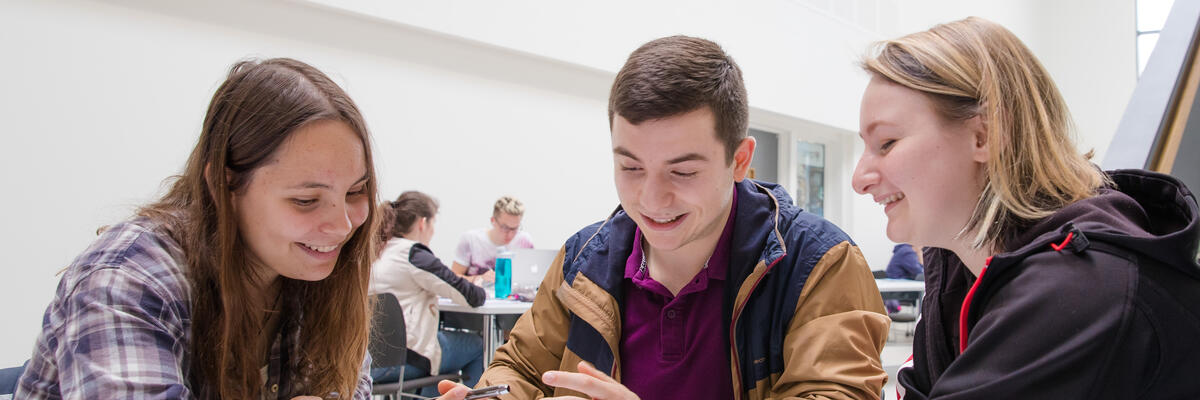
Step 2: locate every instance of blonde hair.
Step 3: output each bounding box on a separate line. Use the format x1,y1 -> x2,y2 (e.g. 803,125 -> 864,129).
862,17 -> 1108,251
493,196 -> 525,217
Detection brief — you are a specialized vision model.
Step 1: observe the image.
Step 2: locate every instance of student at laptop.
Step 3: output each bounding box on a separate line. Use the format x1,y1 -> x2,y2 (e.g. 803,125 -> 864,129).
451,196 -> 535,286
437,35 -> 888,400
18,58 -> 377,399
370,191 -> 486,396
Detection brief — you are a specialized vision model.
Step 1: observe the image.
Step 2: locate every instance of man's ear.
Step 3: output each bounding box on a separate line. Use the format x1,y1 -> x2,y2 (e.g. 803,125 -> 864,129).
732,136 -> 757,182
968,115 -> 989,163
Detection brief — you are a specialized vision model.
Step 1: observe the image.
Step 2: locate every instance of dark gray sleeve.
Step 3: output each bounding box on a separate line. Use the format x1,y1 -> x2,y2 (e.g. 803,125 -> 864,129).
409,244 -> 486,307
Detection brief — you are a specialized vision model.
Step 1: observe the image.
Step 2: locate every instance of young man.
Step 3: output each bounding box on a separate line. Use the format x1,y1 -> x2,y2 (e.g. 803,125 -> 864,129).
450,196 -> 535,285
440,36 -> 889,400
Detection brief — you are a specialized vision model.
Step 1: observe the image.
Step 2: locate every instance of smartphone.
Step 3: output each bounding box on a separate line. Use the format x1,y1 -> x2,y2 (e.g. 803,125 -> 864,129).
464,384 -> 509,400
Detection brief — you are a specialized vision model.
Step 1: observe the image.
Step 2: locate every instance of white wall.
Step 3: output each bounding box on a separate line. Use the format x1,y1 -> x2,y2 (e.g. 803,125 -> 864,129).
0,0 -> 1135,366
0,0 -> 621,365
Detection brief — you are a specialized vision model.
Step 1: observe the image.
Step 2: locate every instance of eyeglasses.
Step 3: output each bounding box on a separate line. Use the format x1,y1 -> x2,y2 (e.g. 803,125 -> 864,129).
494,221 -> 521,233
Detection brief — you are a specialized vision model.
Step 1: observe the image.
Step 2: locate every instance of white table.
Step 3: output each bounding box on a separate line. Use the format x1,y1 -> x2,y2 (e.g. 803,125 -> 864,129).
874,278 -> 924,293
874,278 -> 926,315
438,297 -> 533,365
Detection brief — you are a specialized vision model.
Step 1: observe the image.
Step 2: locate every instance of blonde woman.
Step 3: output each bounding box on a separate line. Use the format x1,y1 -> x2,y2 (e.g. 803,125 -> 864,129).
853,17 -> 1200,398
18,58 -> 379,399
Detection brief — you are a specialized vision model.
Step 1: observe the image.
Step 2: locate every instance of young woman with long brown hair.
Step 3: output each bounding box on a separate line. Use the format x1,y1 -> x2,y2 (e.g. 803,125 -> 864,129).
853,17 -> 1200,398
17,58 -> 380,399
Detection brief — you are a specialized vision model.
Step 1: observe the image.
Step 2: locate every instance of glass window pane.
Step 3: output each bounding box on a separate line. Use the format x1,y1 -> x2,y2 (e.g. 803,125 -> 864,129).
795,141 -> 825,217
748,128 -> 780,183
1138,0 -> 1176,32
1139,32 -> 1160,76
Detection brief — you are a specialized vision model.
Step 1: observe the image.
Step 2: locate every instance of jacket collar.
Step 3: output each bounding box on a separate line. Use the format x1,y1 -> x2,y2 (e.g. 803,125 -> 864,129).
572,179 -> 790,294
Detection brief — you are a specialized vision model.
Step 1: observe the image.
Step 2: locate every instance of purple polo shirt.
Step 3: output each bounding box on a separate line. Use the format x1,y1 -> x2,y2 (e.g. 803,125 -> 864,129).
620,190 -> 737,399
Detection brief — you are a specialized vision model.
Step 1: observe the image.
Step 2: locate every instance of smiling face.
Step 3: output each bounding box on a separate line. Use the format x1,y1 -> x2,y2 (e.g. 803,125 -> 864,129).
612,106 -> 754,257
233,119 -> 370,283
852,76 -> 989,249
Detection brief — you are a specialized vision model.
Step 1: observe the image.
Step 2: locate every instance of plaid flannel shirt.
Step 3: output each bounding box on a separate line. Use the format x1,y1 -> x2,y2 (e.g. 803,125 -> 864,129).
16,218 -> 371,399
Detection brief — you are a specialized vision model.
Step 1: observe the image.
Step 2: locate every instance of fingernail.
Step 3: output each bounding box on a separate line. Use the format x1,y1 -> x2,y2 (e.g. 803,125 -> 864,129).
543,371 -> 557,384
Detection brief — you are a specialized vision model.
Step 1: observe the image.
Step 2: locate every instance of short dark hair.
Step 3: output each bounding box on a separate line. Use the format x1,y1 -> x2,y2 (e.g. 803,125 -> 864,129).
608,35 -> 748,162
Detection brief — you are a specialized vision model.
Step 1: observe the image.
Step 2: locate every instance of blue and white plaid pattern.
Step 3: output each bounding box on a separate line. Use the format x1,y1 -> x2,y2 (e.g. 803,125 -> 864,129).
16,218 -> 371,399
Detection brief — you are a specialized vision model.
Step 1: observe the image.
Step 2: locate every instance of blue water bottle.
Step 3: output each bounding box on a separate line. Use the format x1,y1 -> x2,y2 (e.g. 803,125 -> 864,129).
495,246 -> 513,299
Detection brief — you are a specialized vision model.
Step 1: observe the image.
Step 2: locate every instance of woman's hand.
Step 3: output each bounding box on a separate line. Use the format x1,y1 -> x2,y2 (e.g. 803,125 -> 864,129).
542,361 -> 639,400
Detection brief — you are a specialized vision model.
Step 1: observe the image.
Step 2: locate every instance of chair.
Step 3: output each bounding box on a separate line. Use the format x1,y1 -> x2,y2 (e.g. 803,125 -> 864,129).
874,272 -> 920,337
370,293 -> 462,399
889,308 -> 919,337
0,361 -> 27,396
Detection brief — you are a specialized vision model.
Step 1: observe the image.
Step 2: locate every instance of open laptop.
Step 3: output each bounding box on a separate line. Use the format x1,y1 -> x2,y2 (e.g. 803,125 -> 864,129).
509,248 -> 558,297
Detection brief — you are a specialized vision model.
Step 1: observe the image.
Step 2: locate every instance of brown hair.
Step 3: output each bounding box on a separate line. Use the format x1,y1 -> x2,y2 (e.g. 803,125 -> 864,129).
608,35 -> 748,162
381,191 -> 439,241
862,17 -> 1108,251
140,58 -> 378,399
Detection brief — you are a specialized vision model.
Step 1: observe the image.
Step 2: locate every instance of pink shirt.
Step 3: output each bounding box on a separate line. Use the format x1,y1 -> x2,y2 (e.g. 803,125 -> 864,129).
619,191 -> 737,399
453,228 -> 534,276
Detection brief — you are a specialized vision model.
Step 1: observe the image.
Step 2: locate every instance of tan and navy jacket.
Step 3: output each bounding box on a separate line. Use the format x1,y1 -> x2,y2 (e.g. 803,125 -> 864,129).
479,179 -> 890,399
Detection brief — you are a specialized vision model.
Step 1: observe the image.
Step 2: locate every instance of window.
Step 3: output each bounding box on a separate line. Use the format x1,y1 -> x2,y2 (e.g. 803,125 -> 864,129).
748,128 -> 781,183
1138,0 -> 1177,76
795,141 -> 825,217
748,112 -> 849,225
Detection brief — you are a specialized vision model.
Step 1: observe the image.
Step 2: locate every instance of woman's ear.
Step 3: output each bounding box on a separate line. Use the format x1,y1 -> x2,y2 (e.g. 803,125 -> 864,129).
968,115 -> 989,163
203,163 -> 237,191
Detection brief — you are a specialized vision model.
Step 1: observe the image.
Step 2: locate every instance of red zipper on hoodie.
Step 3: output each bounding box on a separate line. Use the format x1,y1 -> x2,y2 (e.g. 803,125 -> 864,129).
960,233 -> 1076,352
958,256 -> 992,353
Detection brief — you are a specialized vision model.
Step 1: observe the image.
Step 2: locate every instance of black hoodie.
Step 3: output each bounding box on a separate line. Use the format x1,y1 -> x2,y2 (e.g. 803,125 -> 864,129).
898,170 -> 1200,399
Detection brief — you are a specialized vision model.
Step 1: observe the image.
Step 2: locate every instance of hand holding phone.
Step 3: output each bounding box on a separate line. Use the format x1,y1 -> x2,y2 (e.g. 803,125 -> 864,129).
433,382 -> 509,400
464,384 -> 508,399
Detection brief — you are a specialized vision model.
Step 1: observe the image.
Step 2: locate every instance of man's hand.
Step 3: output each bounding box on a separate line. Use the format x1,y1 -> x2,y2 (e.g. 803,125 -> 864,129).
435,362 -> 638,400
542,361 -> 639,400
436,380 -> 472,399
472,270 -> 496,286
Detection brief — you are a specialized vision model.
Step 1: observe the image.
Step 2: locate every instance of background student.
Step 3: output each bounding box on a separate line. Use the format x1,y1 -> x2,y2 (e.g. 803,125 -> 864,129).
853,17 -> 1200,399
884,243 -> 923,313
370,191 -> 486,396
450,196 -> 535,286
17,58 -> 379,399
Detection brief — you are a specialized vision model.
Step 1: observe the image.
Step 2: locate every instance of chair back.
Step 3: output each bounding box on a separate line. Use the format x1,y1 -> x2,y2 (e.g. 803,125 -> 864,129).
369,293 -> 408,369
0,361 -> 27,395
